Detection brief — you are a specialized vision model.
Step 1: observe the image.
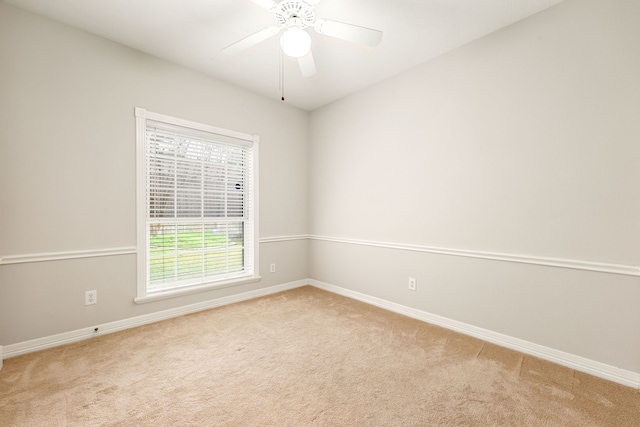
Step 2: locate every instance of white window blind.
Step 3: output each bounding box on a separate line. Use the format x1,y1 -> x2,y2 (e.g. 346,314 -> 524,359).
135,108 -> 259,301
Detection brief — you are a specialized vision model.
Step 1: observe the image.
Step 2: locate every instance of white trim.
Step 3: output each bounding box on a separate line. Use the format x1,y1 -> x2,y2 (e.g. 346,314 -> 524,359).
134,276 -> 262,304
2,280 -> 308,360
134,107 -> 260,301
309,279 -> 640,389
0,234 -> 306,266
309,235 -> 640,277
252,137 -> 261,277
4,235 -> 633,278
0,247 -> 136,266
134,107 -> 254,143
135,109 -> 147,300
260,235 -> 309,243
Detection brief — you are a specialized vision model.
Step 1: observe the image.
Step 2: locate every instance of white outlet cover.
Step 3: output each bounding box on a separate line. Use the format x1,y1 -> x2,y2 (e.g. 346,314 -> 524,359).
85,290 -> 97,305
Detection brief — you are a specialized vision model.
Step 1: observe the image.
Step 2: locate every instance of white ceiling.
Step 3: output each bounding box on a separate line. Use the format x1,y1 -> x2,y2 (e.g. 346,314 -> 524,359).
3,0 -> 564,111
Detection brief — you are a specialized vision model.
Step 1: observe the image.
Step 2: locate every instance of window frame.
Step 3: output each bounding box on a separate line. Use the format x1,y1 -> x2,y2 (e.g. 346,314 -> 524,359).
134,107 -> 260,303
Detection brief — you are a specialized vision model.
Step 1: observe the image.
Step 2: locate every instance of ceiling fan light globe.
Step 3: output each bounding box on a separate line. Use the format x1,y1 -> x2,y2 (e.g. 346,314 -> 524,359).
280,28 -> 311,58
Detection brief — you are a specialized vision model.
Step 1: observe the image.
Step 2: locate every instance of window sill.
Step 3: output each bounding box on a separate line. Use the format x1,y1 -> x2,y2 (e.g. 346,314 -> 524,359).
134,275 -> 262,304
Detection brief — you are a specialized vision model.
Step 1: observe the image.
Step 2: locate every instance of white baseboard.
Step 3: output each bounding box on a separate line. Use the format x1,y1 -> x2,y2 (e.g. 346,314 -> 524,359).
4,278 -> 639,389
309,279 -> 640,389
2,280 -> 308,360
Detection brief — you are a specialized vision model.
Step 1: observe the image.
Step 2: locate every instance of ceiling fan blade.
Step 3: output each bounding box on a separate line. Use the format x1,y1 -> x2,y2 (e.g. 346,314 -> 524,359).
298,51 -> 317,77
301,0 -> 322,7
249,0 -> 279,12
314,19 -> 383,47
222,26 -> 281,55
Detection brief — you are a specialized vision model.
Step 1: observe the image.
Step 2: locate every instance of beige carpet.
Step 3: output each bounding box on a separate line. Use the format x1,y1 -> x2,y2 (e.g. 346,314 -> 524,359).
1,286 -> 639,426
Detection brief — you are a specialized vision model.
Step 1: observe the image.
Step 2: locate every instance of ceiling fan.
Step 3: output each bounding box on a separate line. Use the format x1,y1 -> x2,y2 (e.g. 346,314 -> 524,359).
222,0 -> 383,77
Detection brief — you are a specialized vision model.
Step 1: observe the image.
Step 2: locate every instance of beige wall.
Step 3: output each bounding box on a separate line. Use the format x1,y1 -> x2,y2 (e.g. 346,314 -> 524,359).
309,0 -> 640,373
0,2 -> 309,345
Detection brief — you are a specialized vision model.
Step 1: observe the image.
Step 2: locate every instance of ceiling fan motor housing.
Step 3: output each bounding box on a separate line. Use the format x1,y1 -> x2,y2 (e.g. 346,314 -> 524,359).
275,1 -> 315,28
223,0 -> 383,78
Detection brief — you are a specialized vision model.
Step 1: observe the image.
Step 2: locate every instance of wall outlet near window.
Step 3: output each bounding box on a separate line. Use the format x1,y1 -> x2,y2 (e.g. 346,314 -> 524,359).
270,263 -> 276,273
85,290 -> 97,305
408,277 -> 417,291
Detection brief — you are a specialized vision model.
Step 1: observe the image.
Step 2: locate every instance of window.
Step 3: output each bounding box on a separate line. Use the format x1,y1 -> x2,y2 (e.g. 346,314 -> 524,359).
135,108 -> 259,303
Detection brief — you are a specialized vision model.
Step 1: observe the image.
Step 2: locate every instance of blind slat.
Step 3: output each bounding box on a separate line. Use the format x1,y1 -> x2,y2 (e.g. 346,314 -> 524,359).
144,122 -> 254,291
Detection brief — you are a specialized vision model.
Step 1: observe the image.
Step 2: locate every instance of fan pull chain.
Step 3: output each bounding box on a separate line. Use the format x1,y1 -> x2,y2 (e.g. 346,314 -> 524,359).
279,49 -> 285,101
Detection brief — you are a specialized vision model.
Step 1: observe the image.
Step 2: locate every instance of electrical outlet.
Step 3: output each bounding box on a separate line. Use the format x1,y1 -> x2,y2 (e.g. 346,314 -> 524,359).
85,290 -> 97,305
408,277 -> 417,291
270,263 -> 276,273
